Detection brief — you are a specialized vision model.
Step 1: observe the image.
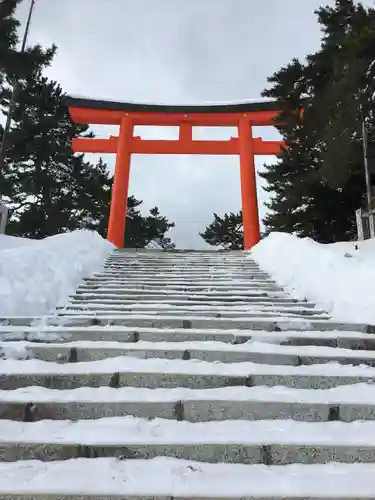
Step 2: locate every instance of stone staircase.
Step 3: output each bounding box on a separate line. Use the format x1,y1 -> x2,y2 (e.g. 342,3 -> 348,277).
1,250 -> 375,498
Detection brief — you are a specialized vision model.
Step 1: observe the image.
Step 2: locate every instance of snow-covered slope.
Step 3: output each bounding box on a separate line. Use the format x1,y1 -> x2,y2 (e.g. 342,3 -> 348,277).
0,230 -> 113,317
251,232 -> 375,325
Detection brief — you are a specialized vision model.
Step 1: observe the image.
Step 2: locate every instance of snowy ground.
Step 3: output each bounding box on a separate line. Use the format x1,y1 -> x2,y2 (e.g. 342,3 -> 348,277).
251,232 -> 375,325
1,457 -> 375,498
0,231 -> 113,317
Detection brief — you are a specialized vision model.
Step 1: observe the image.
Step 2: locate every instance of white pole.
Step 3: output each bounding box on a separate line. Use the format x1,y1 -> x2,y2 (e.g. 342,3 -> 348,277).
361,117 -> 375,238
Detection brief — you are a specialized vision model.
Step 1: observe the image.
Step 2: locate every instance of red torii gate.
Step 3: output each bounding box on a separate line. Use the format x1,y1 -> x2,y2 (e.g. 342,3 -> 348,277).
65,97 -> 286,250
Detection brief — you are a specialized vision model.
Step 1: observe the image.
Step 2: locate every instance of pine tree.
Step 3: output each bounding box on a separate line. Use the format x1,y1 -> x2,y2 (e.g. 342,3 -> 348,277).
0,0 -> 54,87
125,198 -> 175,248
200,211 -> 243,250
260,0 -> 373,242
0,72 -> 112,237
315,0 -> 375,188
2,71 -> 176,245
1,0 -> 55,184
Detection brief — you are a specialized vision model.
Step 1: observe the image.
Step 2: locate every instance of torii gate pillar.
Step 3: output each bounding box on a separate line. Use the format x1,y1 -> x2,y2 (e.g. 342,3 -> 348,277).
238,117 -> 260,249
107,117 -> 133,248
65,97 -> 288,250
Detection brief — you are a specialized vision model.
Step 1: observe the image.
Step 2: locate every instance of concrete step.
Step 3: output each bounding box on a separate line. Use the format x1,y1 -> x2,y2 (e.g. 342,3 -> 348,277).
95,265 -> 267,272
102,267 -> 262,274
101,264 -> 260,269
63,302 -> 327,317
93,271 -> 270,278
79,282 -> 278,290
102,257 -> 256,262
2,355 -> 375,390
77,283 -> 283,292
60,310 -> 330,322
47,315 -> 344,331
104,261 -> 253,267
5,324 -> 375,349
1,324 -> 375,347
70,293 -> 304,305
65,300 -> 325,315
60,307 -> 330,321
68,288 -> 288,299
0,314 -> 367,331
108,252 -> 246,256
2,383 -> 375,423
0,457 -> 374,499
87,269 -> 269,282
106,253 -> 251,258
105,259 -> 249,263
79,278 -> 278,286
6,338 -> 375,366
105,261 -> 253,267
103,261 -> 260,267
2,417 -> 375,464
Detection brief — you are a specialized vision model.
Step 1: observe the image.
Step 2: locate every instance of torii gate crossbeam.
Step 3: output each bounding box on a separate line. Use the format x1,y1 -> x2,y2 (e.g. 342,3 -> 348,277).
65,97 -> 286,250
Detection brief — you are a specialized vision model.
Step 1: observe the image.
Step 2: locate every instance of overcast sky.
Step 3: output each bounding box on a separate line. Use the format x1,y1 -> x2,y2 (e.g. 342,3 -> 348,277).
16,0 -> 370,248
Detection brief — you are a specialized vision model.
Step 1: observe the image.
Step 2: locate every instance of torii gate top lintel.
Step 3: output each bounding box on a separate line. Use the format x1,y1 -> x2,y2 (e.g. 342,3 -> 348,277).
65,95 -> 283,126
66,95 -> 286,250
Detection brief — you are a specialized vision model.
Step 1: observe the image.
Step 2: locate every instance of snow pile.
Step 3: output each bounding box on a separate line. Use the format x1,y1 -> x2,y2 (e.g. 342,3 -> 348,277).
251,232 -> 375,325
0,230 -> 113,317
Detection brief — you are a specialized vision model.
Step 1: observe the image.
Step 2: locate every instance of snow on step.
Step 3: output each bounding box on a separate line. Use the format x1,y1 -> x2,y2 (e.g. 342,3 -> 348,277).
2,314 -> 352,331
3,381 -> 375,405
3,355 -> 375,393
60,306 -> 330,321
1,325 -> 375,348
1,457 -> 375,499
80,279 -> 277,285
92,273 -> 270,280
64,300 -> 318,310
80,279 -> 277,287
66,300 -> 327,314
77,284 -> 283,292
16,338 -> 364,355
68,295 -> 308,305
3,416 -> 375,465
2,383 -> 375,423
71,288 -> 287,298
1,325 -> 372,338
0,416 -> 375,465
5,415 -> 375,447
4,355 -> 375,377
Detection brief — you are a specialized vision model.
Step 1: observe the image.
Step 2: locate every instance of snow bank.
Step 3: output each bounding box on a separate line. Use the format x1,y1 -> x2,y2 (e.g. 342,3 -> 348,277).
0,234 -> 37,250
251,232 -> 375,325
0,231 -> 113,317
